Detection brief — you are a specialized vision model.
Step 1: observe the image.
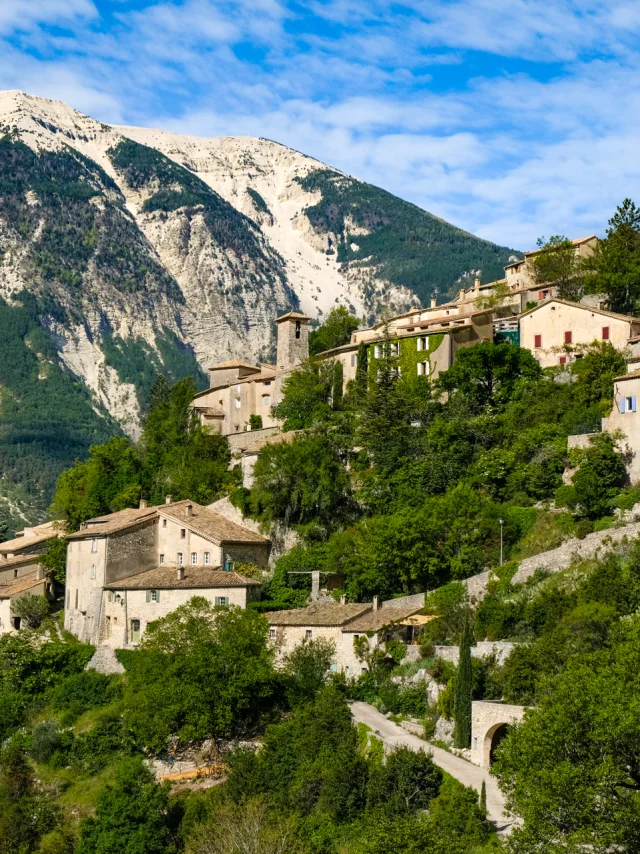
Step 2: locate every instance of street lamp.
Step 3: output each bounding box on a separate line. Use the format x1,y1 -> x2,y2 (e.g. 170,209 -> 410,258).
499,518 -> 504,567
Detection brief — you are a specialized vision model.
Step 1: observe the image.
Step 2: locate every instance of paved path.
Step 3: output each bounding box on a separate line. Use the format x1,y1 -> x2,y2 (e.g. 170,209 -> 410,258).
350,701 -> 514,834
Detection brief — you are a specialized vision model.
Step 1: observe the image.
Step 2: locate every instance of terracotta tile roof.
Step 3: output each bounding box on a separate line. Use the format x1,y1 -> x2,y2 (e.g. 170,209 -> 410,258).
67,507 -> 158,539
341,605 -> 423,633
267,603 -> 370,627
0,554 -> 44,569
243,430 -> 300,455
519,298 -> 640,325
0,532 -> 53,554
208,359 -> 262,371
104,566 -> 260,590
276,310 -> 309,322
159,500 -> 269,545
0,575 -> 45,598
614,369 -> 640,382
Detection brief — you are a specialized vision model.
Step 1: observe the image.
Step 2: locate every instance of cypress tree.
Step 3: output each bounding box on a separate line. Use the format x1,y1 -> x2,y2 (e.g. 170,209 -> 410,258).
454,614 -> 473,749
479,779 -> 487,816
354,341 -> 368,400
332,360 -> 344,410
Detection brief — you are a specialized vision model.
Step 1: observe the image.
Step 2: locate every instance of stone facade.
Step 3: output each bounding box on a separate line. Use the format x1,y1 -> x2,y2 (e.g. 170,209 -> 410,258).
602,368 -> 640,483
434,642 -> 517,667
64,499 -> 269,646
470,701 -> 527,767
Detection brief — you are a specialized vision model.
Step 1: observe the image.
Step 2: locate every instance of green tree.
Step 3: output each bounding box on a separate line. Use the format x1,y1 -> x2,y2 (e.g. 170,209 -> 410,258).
40,536 -> 67,584
366,746 -> 442,817
531,235 -> 585,301
453,615 -> 473,748
0,745 -> 59,854
571,341 -> 626,412
250,430 -> 354,531
309,306 -> 359,356
332,360 -> 344,410
479,780 -> 486,816
77,758 -> 177,854
570,433 -> 627,519
354,341 -> 368,400
438,341 -> 541,412
585,199 -> 640,315
12,594 -> 49,629
272,358 -> 334,429
123,599 -> 277,750
282,637 -> 336,706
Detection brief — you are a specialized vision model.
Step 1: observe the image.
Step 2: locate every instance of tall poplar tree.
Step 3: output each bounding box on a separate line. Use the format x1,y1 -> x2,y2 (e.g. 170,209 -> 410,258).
454,614 -> 473,749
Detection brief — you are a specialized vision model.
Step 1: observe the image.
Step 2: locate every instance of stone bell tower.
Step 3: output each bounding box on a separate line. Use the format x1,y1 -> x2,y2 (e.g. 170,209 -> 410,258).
276,310 -> 310,371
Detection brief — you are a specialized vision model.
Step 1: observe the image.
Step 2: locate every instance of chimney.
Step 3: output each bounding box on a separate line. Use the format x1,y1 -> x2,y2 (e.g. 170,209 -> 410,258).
372,595 -> 379,612
36,565 -> 45,581
430,298 -> 436,308
340,594 -> 346,605
459,288 -> 466,302
186,504 -> 193,518
474,277 -> 481,291
165,495 -> 172,505
139,498 -> 148,510
177,567 -> 184,581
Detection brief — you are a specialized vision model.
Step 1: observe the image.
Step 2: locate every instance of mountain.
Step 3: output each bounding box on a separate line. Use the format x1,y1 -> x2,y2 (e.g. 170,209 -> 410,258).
0,90 -> 519,525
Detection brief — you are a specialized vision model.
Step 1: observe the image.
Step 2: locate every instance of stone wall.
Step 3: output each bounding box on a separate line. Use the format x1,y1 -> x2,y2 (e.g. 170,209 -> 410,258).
105,521 -> 157,583
227,426 -> 281,455
381,592 -> 425,610
225,543 -> 270,570
434,642 -> 517,667
512,522 -> 640,584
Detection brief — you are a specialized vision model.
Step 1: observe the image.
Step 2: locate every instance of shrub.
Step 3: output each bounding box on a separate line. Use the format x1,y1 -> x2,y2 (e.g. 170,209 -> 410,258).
49,671 -> 120,722
12,594 -> 50,629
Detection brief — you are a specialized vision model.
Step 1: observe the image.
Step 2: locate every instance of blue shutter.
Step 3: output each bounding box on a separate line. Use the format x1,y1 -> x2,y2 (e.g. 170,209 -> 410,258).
632,397 -> 637,412
620,398 -> 626,413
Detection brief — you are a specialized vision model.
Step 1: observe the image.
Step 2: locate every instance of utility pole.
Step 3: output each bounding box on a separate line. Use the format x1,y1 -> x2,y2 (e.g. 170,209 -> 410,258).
499,518 -> 504,566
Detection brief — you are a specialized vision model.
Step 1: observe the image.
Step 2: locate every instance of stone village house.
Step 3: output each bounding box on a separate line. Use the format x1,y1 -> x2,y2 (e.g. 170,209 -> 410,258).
64,498 -> 268,647
267,597 -> 426,678
0,521 -> 60,634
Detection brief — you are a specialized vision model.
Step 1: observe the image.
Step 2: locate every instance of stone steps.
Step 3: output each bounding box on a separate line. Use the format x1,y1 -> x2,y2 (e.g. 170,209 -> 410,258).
86,645 -> 125,675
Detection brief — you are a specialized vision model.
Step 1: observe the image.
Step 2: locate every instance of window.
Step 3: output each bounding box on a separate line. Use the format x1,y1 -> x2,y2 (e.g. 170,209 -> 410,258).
107,591 -> 114,602
14,569 -> 18,578
351,354 -> 357,367
263,394 -> 270,407
146,589 -> 159,603
295,320 -> 301,339
559,356 -> 567,365
621,396 -> 637,413
224,558 -> 234,572
177,552 -> 183,565
305,629 -> 313,640
130,620 -> 141,643
235,398 -> 241,409
204,552 -> 210,565
162,519 -> 167,528
91,538 -> 98,553
417,361 -> 429,376
159,553 -> 165,564
564,331 -> 572,344
269,628 -> 276,639
374,345 -> 381,358
417,336 -> 428,351
534,334 -> 542,348
390,342 -> 400,357
180,529 -> 186,539
215,596 -> 228,607
602,326 -> 610,340
89,564 -> 96,580
264,380 -> 271,387
191,552 -> 198,565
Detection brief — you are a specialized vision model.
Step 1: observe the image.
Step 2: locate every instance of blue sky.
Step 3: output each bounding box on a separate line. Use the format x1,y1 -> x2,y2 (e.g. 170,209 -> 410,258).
2,1 -> 640,249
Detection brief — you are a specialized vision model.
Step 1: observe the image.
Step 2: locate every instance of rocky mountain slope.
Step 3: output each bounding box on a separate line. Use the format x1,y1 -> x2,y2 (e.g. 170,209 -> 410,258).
0,90 -> 518,523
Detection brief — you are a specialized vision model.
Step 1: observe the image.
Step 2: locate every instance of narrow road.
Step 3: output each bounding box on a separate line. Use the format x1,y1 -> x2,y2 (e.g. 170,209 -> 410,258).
350,701 -> 514,834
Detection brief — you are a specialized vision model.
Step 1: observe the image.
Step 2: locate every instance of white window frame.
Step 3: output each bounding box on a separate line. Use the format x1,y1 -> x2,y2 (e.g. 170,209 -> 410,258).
204,552 -> 211,565
417,361 -> 430,376
191,552 -> 198,565
177,552 -> 183,565
91,538 -> 98,553
89,564 -> 96,580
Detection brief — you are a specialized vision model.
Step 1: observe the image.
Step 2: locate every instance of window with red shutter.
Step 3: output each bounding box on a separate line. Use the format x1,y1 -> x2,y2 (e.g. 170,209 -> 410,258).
559,356 -> 567,365
564,331 -> 572,344
602,326 -> 610,340
534,334 -> 542,348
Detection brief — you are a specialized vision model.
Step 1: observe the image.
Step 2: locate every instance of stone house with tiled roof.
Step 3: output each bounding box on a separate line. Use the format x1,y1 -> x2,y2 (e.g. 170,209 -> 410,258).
519,299 -> 640,368
64,498 -> 268,647
267,597 -> 424,678
0,521 -> 61,633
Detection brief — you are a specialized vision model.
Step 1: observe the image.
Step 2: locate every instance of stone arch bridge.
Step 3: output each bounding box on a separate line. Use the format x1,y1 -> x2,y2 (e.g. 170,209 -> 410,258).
470,701 -> 527,767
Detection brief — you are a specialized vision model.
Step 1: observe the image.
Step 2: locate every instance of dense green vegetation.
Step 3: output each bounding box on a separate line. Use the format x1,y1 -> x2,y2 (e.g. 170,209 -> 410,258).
249,336 -> 628,601
51,375 -> 234,531
296,168 -> 517,306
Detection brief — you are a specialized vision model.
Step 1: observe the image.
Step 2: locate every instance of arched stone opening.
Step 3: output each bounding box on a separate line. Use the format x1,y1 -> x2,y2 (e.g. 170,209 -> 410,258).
483,722 -> 511,767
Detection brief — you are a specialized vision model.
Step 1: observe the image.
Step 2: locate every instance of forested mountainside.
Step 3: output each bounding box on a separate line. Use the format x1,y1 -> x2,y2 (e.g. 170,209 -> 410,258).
0,90 -> 518,523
